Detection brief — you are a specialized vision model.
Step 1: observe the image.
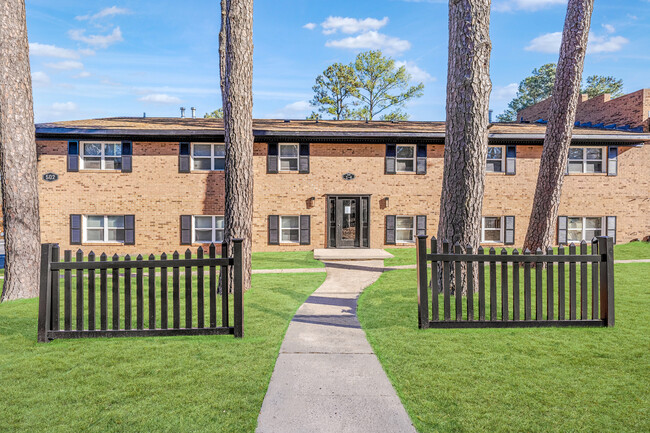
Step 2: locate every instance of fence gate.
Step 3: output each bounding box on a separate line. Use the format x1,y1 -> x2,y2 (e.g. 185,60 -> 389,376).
38,239 -> 244,342
416,236 -> 614,329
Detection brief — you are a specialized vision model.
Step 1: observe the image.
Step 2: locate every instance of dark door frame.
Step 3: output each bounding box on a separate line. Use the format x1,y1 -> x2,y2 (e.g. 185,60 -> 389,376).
326,194 -> 371,249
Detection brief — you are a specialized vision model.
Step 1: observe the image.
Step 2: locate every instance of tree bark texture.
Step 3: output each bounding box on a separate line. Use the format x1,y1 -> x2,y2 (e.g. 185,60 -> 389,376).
524,0 -> 593,252
223,0 -> 254,292
219,0 -> 226,103
0,0 -> 41,301
437,0 -> 492,294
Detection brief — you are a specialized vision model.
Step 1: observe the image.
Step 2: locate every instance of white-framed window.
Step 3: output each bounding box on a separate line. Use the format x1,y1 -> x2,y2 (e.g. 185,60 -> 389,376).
567,217 -> 603,243
567,147 -> 606,174
192,143 -> 225,171
396,216 -> 416,243
280,216 -> 300,243
481,217 -> 503,243
279,144 -> 299,171
396,145 -> 416,172
83,215 -> 125,243
486,146 -> 504,173
80,142 -> 122,170
192,215 -> 224,243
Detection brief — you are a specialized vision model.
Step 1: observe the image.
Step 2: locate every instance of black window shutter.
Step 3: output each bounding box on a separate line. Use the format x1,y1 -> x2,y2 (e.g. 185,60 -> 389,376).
505,145 -> 516,175
121,141 -> 132,173
606,216 -> 616,244
67,141 -> 79,172
386,215 -> 396,245
416,215 -> 427,236
300,215 -> 311,245
416,144 -> 427,174
268,215 -> 279,245
179,142 -> 190,173
607,146 -> 618,176
267,143 -> 278,173
504,216 -> 515,245
557,216 -> 568,245
299,143 -> 310,174
70,214 -> 82,245
385,144 -> 396,174
180,215 -> 192,245
124,215 -> 135,245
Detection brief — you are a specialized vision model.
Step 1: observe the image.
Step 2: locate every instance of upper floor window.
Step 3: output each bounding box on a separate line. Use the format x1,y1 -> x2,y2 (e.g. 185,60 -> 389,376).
279,144 -> 299,171
567,147 -> 605,174
84,215 -> 125,243
486,146 -> 504,173
81,142 -> 122,170
192,143 -> 225,171
567,217 -> 602,243
396,145 -> 416,172
481,216 -> 503,243
193,215 -> 224,243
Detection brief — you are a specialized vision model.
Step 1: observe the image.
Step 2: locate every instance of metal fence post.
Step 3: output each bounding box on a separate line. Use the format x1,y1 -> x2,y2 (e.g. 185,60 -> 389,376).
416,235 -> 429,329
233,238 -> 244,338
37,244 -> 53,343
598,236 -> 615,327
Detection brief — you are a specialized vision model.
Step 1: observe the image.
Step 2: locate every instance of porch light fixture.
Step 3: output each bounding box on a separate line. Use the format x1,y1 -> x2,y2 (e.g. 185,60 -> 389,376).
384,197 -> 389,207
308,196 -> 316,207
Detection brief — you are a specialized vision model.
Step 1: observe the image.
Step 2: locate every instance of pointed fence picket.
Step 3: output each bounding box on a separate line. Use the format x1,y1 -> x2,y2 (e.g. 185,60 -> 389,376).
37,240 -> 244,342
416,236 -> 615,329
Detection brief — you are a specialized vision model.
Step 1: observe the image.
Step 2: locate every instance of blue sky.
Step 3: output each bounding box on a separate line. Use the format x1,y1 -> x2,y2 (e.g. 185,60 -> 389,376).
26,0 -> 650,123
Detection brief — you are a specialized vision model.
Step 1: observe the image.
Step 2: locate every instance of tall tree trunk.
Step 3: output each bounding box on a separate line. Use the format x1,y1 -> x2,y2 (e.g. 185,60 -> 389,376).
437,0 -> 492,294
0,0 -> 41,301
223,0 -> 253,291
219,0 -> 226,103
524,0 -> 593,252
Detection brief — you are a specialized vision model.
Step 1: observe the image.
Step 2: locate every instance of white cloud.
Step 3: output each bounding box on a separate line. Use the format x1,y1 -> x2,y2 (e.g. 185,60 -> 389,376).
321,16 -> 389,35
602,24 -> 616,34
51,102 -> 77,111
494,0 -> 567,12
79,49 -> 96,56
492,83 -> 518,101
526,31 -> 629,54
29,43 -> 79,59
303,22 -> 317,30
269,100 -> 312,119
395,61 -> 435,83
31,71 -> 50,86
45,60 -> 84,70
525,32 -> 562,53
74,71 -> 92,78
138,93 -> 182,104
326,31 -> 411,55
68,27 -> 123,48
76,6 -> 131,21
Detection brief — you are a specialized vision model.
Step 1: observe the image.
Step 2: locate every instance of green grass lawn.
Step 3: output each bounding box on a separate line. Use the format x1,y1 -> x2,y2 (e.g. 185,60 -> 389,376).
385,241 -> 650,267
252,250 -> 323,270
358,263 -> 650,432
0,272 -> 325,432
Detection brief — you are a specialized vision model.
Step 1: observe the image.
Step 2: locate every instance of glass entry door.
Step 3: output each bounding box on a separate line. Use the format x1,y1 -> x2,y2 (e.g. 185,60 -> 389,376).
328,196 -> 369,248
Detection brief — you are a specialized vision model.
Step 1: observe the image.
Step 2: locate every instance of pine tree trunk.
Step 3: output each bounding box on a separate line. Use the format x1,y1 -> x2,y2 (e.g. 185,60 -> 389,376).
219,0 -> 226,101
223,0 -> 253,292
524,0 -> 593,252
437,0 -> 492,294
0,0 -> 41,301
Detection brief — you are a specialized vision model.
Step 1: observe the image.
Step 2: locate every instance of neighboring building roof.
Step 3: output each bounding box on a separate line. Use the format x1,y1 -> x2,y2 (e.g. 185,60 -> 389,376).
35,117 -> 650,144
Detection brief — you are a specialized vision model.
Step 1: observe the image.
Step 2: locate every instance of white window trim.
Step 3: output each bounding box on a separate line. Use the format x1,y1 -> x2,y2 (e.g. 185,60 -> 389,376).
192,215 -> 224,244
481,216 -> 504,243
395,144 -> 416,173
486,145 -> 505,173
279,215 -> 300,244
82,215 -> 125,244
80,141 -> 122,171
191,143 -> 225,171
567,146 -> 607,174
395,215 -> 416,244
566,216 -> 604,243
278,143 -> 299,172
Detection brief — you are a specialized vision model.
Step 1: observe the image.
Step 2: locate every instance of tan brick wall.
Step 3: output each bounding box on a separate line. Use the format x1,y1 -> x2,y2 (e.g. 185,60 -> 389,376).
36,139 -> 650,255
518,89 -> 650,131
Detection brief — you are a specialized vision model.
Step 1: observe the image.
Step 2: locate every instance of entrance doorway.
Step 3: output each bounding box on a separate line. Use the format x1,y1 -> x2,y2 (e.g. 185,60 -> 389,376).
327,195 -> 370,248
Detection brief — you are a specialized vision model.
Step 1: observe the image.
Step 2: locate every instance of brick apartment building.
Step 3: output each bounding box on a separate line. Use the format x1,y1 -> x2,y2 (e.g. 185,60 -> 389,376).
32,108 -> 650,255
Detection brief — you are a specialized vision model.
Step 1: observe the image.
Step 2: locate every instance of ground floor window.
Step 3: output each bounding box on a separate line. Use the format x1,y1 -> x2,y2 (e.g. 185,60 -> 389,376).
567,217 -> 602,243
280,216 -> 300,243
396,216 -> 415,243
481,217 -> 503,243
84,215 -> 125,243
193,215 -> 224,243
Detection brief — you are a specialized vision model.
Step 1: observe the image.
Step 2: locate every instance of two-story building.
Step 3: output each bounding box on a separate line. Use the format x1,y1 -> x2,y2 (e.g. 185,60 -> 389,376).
33,117 -> 650,255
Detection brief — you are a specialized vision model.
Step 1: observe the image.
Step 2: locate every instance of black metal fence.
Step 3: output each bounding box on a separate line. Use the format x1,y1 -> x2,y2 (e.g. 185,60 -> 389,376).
416,236 -> 615,329
37,239 -> 244,342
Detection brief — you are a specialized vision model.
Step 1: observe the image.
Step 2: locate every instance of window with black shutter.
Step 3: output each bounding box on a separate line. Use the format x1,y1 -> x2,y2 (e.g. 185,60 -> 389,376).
416,144 -> 427,174
67,141 -> 79,172
70,214 -> 82,245
180,215 -> 192,244
557,216 -> 568,245
416,215 -> 427,236
267,143 -> 279,173
300,215 -> 311,245
179,142 -> 190,173
268,215 -> 279,245
505,145 -> 516,175
299,143 -> 310,173
607,146 -> 618,176
386,215 -> 396,244
385,144 -> 396,174
606,216 -> 616,243
121,141 -> 133,173
124,215 -> 135,245
504,216 -> 515,245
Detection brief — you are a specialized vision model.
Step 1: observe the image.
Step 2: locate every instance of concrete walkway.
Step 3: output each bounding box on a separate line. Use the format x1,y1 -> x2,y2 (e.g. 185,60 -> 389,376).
256,260 -> 416,433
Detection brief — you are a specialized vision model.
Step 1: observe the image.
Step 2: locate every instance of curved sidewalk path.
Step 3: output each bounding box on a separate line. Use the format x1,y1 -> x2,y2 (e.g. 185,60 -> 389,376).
256,260 -> 416,433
